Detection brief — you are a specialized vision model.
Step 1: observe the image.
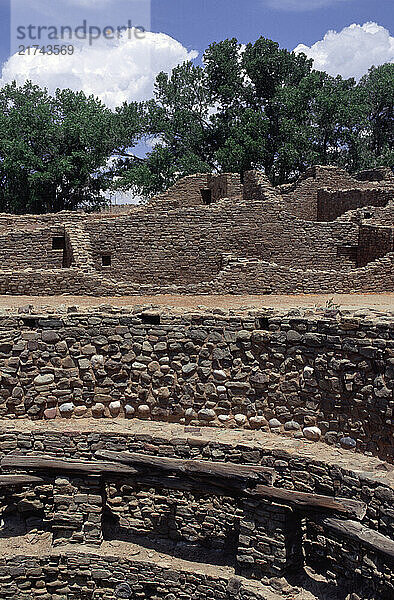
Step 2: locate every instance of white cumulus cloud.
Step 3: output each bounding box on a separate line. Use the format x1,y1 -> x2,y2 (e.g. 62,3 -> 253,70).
0,30 -> 198,108
266,0 -> 351,10
295,22 -> 394,79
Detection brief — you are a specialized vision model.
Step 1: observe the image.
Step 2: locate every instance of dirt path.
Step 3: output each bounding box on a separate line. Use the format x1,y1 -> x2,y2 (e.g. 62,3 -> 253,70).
0,293 -> 392,311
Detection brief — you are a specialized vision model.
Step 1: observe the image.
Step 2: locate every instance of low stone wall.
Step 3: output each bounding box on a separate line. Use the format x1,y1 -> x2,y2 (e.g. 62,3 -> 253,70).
104,480 -> 291,579
0,308 -> 391,460
0,553 -> 269,600
0,425 -> 392,539
305,519 -> 394,599
212,252 -> 394,295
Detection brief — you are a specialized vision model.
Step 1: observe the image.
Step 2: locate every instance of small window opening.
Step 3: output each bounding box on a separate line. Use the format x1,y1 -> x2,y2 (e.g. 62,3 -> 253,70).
258,317 -> 270,330
52,236 -> 65,250
101,254 -> 112,267
21,317 -> 39,328
200,188 -> 212,205
140,313 -> 161,325
364,212 -> 372,219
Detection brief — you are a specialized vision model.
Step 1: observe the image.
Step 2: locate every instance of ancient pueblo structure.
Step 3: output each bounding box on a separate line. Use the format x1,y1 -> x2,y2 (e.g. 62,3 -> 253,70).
0,166 -> 392,600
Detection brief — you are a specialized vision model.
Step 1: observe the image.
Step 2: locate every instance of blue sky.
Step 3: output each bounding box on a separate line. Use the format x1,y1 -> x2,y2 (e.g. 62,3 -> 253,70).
151,0 -> 392,59
0,0 -> 392,65
0,0 -> 392,108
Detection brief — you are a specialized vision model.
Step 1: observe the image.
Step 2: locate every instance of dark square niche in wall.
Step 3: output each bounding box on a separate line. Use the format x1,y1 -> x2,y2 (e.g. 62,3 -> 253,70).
52,236 -> 65,250
101,254 -> 112,267
200,188 -> 212,205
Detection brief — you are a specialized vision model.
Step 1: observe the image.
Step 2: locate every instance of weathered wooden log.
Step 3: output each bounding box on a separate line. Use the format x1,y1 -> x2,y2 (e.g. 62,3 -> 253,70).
251,485 -> 366,519
1,455 -> 138,477
0,474 -> 45,487
95,450 -> 275,484
322,517 -> 394,560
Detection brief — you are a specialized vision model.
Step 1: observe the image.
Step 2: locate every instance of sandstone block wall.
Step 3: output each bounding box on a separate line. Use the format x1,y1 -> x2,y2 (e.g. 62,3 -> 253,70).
305,520 -> 394,599
212,252 -> 394,295
104,480 -> 292,579
0,226 -> 66,270
317,188 -> 392,221
358,225 -> 394,267
0,166 -> 391,295
85,202 -> 358,285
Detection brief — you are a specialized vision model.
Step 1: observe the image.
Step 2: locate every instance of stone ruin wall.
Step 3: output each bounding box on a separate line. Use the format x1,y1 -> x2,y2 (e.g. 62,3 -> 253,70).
281,165 -> 394,221
0,307 -> 392,462
0,420 -> 393,599
0,166 -> 391,295
317,189 -> 392,222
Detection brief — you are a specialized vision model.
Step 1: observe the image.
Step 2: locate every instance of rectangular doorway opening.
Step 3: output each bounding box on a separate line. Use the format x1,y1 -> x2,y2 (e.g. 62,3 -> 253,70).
200,188 -> 212,205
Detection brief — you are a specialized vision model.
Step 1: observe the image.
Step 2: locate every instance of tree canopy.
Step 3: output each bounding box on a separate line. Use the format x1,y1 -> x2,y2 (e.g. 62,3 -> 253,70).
0,36 -> 392,212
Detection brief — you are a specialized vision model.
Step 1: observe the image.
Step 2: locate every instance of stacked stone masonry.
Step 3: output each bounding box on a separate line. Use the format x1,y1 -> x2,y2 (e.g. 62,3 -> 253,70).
0,422 -> 393,599
0,307 -> 392,460
0,166 -> 391,295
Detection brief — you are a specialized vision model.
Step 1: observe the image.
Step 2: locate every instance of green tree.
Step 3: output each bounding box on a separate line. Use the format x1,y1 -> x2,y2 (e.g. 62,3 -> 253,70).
0,81 -> 129,213
115,37 -> 393,197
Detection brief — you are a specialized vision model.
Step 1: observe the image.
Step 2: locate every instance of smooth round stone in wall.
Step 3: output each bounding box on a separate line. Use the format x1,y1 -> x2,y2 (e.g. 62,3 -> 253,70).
44,407 -> 57,420
124,404 -> 135,417
185,408 -> 197,419
340,436 -> 357,449
91,354 -> 104,369
182,363 -> 197,376
148,361 -> 160,373
74,405 -> 87,417
234,414 -> 248,426
115,583 -> 132,599
324,431 -> 339,445
109,401 -> 121,416
249,415 -> 268,429
213,370 -> 227,381
59,402 -> 75,417
92,402 -> 105,417
303,426 -> 322,441
218,414 -> 232,424
198,408 -> 216,421
303,366 -> 314,379
34,374 -> 54,386
268,418 -> 281,429
137,404 -> 151,417
284,420 -> 301,431
157,387 -> 170,400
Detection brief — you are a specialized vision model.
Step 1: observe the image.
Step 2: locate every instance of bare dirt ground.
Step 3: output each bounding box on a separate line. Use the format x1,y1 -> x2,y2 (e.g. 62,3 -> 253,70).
0,293 -> 392,311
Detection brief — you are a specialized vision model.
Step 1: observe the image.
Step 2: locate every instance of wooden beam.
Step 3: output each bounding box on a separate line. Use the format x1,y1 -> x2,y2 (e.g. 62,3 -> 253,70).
95,450 -> 275,485
252,485 -> 366,519
0,474 -> 45,487
1,455 -> 138,477
322,517 -> 394,560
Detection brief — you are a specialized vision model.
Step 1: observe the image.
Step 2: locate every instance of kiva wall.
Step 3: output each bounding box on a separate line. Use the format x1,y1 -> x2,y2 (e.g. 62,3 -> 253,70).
0,308 -> 391,461
0,426 -> 393,598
